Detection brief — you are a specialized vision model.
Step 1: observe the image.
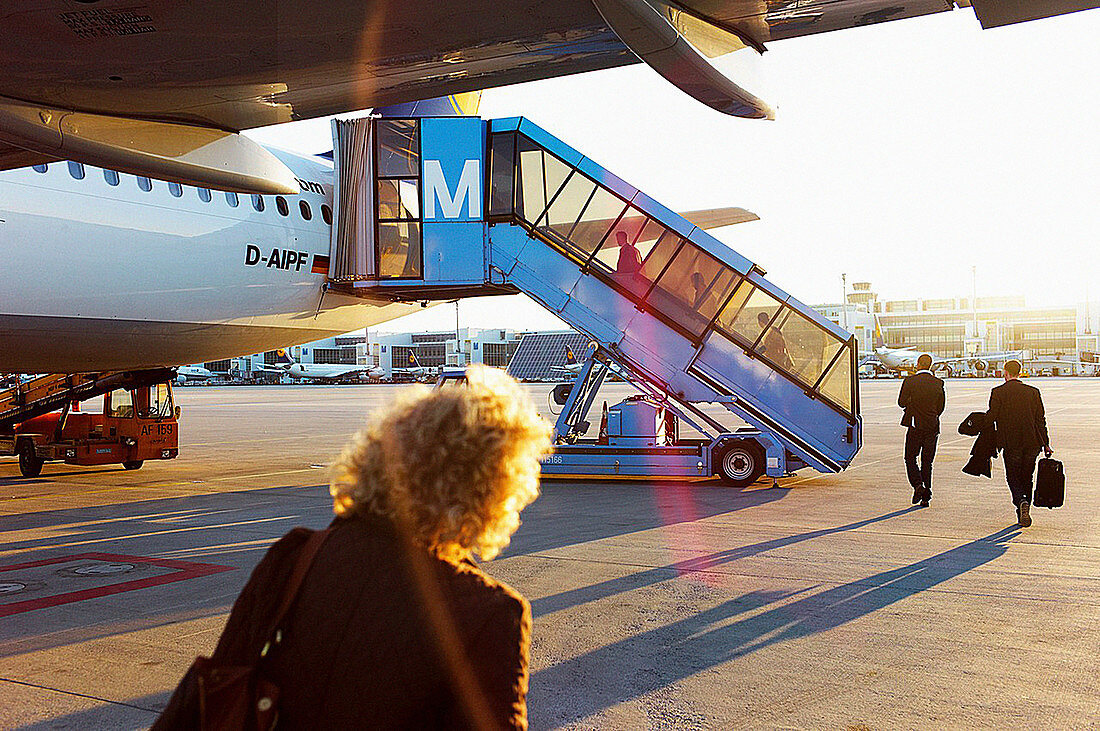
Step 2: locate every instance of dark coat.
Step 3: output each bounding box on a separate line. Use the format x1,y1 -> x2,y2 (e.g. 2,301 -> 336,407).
960,410 -> 998,478
898,371 -> 946,434
156,515 -> 531,730
989,379 -> 1050,454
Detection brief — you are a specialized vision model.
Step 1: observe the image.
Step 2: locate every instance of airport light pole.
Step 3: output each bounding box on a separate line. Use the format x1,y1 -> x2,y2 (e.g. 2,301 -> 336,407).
841,273 -> 848,331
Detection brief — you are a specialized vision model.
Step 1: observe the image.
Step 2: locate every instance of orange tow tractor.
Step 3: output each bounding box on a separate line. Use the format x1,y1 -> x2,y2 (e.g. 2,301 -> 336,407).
3,382 -> 179,477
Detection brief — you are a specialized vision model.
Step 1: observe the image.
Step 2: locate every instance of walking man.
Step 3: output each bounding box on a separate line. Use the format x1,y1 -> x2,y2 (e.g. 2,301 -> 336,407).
898,354 -> 945,507
988,359 -> 1052,527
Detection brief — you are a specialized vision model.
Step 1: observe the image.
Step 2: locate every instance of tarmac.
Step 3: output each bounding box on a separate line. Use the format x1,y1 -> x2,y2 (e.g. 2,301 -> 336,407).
0,378 -> 1097,729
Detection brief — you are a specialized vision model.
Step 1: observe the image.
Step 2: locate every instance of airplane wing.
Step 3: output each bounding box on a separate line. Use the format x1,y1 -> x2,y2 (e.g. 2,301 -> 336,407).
679,207 -> 759,229
1,0 -> 1092,184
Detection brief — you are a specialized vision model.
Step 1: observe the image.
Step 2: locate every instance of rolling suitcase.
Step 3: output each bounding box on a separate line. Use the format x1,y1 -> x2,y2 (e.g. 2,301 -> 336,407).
1033,458 -> 1064,509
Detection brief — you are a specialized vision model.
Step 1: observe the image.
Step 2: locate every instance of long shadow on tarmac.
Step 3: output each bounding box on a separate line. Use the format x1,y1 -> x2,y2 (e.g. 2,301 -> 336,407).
504,479 -> 789,558
530,524 -> 1021,729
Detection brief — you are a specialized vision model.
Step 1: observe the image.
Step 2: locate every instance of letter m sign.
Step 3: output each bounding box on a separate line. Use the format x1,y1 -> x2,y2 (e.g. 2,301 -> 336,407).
423,159 -> 482,221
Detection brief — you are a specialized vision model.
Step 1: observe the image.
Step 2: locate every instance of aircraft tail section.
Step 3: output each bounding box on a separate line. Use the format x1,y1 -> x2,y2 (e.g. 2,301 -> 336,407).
273,348 -> 295,367
564,347 -> 578,366
872,315 -> 886,349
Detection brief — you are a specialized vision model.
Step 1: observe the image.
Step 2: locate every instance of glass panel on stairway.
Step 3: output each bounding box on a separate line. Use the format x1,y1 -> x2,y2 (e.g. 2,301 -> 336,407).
488,133 -> 515,219
569,186 -> 628,258
717,284 -> 784,348
817,347 -> 854,413
773,306 -> 847,388
646,243 -> 740,338
376,120 -> 419,177
516,137 -> 550,224
537,172 -> 596,254
591,207 -> 648,273
377,179 -> 420,219
377,221 -> 422,278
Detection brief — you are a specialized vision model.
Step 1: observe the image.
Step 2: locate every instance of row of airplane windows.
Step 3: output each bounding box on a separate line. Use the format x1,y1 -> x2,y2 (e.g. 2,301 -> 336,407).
31,161 -> 333,225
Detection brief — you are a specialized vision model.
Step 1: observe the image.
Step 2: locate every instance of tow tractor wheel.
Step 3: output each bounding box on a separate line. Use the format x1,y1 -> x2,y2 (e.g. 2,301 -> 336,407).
715,440 -> 764,487
18,441 -> 44,478
122,460 -> 144,471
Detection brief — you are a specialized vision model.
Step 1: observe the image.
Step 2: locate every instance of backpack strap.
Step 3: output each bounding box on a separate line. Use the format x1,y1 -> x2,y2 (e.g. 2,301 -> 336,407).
260,527 -> 331,656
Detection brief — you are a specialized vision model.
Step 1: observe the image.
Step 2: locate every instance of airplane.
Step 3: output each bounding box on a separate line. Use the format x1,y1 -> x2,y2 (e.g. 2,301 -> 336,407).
549,347 -> 585,380
260,349 -> 384,383
0,0 -> 1093,375
390,352 -> 439,383
0,1 -> 1090,194
175,364 -> 221,385
870,316 -> 1027,377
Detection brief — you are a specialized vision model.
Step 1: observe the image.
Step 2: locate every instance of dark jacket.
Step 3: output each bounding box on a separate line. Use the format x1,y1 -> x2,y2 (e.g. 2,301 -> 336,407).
898,371 -> 946,434
989,379 -> 1050,454
960,410 -> 998,477
156,515 -> 531,730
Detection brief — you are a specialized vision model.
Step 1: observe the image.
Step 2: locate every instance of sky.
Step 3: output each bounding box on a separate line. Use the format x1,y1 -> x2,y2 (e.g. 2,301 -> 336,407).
248,8 -> 1100,335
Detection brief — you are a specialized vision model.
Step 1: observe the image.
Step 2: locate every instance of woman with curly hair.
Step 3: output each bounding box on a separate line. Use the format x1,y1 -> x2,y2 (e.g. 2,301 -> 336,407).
156,365 -> 552,730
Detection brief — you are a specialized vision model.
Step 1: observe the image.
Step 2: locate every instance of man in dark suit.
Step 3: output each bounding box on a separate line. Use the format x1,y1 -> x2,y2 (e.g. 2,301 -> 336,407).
898,354 -> 945,507
988,359 -> 1052,527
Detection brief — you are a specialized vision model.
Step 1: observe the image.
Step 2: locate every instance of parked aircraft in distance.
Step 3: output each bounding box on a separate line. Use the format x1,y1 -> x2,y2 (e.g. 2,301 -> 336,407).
390,352 -> 438,383
870,317 -> 1026,377
260,349 -> 384,383
550,347 -> 585,379
175,364 -> 222,385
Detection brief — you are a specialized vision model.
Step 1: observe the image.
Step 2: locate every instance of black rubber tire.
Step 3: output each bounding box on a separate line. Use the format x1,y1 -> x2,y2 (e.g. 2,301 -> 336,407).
714,440 -> 765,487
122,460 -> 144,471
18,441 -> 44,478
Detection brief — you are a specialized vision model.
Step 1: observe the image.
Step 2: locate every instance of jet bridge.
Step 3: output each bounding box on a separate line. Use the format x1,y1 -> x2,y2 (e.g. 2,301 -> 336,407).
328,116 -> 861,476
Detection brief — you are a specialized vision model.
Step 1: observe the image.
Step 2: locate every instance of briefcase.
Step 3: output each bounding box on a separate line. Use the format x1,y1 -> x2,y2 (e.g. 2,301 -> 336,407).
1033,458 -> 1065,509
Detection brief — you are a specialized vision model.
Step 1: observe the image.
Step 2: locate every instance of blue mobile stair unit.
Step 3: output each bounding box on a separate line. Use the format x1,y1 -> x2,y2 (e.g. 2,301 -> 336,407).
328,114 -> 862,486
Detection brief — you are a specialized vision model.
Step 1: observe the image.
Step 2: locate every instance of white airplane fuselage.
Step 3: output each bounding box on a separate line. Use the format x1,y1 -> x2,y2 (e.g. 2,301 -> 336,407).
0,150 -> 420,372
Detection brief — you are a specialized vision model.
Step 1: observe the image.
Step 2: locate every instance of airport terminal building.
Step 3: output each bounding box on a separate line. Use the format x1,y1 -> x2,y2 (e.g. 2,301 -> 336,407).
816,281 -> 1098,367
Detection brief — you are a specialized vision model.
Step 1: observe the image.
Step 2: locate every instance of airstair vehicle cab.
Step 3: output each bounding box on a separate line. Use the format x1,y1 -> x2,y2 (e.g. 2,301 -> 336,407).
331,115 -> 861,484
0,370 -> 179,477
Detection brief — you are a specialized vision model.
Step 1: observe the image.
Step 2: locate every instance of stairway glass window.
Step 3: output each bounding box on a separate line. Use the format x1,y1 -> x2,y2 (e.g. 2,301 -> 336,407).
377,179 -> 419,219
376,119 -> 419,177
567,185 -> 628,258
591,207 -> 649,272
377,221 -> 422,278
773,306 -> 847,389
536,172 -> 596,253
515,136 -> 572,226
816,348 -> 853,413
488,133 -> 515,219
717,283 -> 783,347
647,243 -> 740,338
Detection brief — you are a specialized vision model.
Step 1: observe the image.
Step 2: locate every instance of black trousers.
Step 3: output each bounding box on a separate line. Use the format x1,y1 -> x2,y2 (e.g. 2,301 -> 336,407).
904,427 -> 938,493
1003,448 -> 1041,506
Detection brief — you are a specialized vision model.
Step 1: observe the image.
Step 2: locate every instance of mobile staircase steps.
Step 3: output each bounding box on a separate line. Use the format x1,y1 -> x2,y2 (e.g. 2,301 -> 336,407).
0,369 -> 175,432
326,115 -> 862,476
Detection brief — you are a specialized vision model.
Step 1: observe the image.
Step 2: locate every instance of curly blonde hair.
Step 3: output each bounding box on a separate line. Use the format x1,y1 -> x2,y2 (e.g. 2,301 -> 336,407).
330,365 -> 552,562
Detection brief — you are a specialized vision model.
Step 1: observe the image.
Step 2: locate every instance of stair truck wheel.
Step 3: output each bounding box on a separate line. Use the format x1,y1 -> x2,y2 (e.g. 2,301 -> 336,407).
18,440 -> 44,478
123,460 -> 144,471
714,439 -> 764,487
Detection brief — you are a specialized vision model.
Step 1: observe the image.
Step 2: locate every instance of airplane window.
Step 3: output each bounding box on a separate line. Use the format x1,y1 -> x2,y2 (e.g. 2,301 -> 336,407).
276,196 -> 289,216
252,195 -> 265,212
67,161 -> 85,180
32,163 -> 48,173
168,182 -> 183,197
103,169 -> 120,186
321,204 -> 332,225
197,187 -> 212,203
299,200 -> 312,220
137,176 -> 152,192
225,191 -> 239,207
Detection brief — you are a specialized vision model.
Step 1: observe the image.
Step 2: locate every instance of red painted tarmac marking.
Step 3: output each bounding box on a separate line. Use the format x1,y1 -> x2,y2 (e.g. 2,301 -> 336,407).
0,552 -> 235,618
